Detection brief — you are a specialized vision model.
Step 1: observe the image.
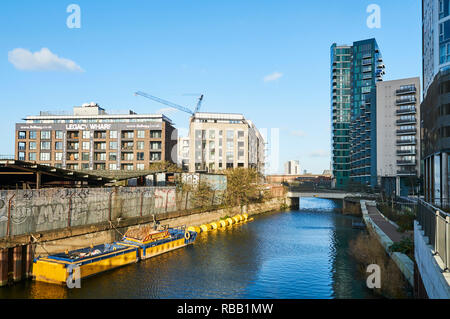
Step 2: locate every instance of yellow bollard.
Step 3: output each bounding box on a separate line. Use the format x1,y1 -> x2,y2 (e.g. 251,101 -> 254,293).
236,214 -> 243,222
210,222 -> 219,230
200,224 -> 210,232
226,218 -> 234,226
219,220 -> 227,228
243,213 -> 249,221
232,216 -> 240,224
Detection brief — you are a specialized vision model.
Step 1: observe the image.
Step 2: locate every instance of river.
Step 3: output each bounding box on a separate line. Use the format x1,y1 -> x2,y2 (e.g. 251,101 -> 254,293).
0,198 -> 377,299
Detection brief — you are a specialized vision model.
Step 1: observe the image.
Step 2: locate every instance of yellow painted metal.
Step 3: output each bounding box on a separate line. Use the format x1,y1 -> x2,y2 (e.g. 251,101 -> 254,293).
210,222 -> 219,230
219,220 -> 227,228
32,250 -> 138,285
226,218 -> 234,225
236,214 -> 243,222
200,224 -> 210,232
243,213 -> 249,220
187,226 -> 196,233
232,216 -> 240,224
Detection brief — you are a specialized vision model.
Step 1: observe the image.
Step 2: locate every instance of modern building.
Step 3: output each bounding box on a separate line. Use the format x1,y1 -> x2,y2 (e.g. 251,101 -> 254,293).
376,77 -> 421,196
15,103 -> 177,171
421,0 -> 450,206
331,38 -> 385,188
421,69 -> 450,206
177,136 -> 190,171
188,112 -> 265,173
330,44 -> 352,188
284,160 -> 300,175
422,0 -> 450,97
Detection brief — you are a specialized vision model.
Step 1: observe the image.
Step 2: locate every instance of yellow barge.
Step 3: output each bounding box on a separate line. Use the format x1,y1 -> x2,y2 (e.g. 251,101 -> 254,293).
32,226 -> 197,285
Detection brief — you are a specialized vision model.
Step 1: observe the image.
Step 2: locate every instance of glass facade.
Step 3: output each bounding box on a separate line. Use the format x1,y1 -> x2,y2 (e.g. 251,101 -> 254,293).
331,38 -> 384,188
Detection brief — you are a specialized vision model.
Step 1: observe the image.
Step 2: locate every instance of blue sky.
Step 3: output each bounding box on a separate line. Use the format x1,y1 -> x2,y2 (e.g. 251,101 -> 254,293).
0,0 -> 422,174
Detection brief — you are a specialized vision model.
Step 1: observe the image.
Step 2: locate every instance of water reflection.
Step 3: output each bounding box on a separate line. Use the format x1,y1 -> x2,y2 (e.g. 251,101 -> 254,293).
0,198 -> 375,299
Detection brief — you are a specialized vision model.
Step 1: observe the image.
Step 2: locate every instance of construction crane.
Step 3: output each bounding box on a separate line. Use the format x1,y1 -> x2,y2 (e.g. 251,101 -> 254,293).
134,91 -> 204,115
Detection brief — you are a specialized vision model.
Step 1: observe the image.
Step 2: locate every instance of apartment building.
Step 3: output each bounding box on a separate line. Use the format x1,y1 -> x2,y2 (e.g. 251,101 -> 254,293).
15,103 -> 177,171
331,38 -> 385,188
284,160 -> 300,175
376,77 -> 421,196
188,112 -> 265,173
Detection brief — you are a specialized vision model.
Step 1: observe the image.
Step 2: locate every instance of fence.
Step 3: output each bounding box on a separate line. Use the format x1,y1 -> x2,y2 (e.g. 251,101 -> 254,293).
0,186 -> 224,239
417,199 -> 450,271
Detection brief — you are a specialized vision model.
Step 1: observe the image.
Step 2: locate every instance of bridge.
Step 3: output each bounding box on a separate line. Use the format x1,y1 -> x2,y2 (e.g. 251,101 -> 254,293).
285,186 -> 378,209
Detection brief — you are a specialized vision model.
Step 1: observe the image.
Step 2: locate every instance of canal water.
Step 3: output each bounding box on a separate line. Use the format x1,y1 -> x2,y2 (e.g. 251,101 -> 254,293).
0,198 -> 377,299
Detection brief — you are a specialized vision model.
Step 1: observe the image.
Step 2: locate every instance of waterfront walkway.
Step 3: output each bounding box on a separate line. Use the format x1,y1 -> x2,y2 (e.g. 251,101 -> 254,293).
366,205 -> 412,243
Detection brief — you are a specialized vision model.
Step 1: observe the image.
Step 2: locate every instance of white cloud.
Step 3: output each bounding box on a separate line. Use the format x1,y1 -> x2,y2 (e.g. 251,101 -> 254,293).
263,71 -> 283,82
8,48 -> 84,72
290,129 -> 307,137
309,150 -> 329,158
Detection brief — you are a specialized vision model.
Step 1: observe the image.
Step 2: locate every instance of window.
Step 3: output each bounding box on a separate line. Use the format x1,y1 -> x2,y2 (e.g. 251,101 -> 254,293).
67,153 -> 79,161
18,131 -> 26,139
82,131 -> 91,139
82,153 -> 89,161
122,153 -> 134,161
110,131 -> 118,139
95,153 -> 107,161
137,152 -> 145,161
55,142 -> 63,150
18,152 -> 25,161
151,141 -> 161,150
82,142 -> 90,150
81,163 -> 90,170
40,131 -> 51,140
209,130 -> 215,139
40,152 -> 51,161
109,152 -> 117,161
150,152 -> 161,161
40,141 -> 51,150
137,130 -> 146,138
237,131 -> 244,139
55,153 -> 63,161
109,163 -> 118,170
109,141 -> 118,150
136,163 -> 145,170
29,152 -> 36,161
18,142 -> 26,151
227,130 -> 234,139
150,130 -> 162,138
55,131 -> 63,139
137,141 -> 145,150
29,131 -> 37,139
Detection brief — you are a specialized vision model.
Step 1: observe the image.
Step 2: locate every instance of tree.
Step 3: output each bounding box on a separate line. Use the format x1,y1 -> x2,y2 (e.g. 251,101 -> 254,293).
223,168 -> 263,208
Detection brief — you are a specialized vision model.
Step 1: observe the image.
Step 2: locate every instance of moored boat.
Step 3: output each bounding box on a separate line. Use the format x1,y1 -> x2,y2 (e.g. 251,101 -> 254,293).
32,225 -> 197,285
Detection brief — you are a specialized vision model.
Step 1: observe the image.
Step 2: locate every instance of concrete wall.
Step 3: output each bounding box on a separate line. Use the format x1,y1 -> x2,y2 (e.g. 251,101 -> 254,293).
414,221 -> 450,299
0,186 -> 224,239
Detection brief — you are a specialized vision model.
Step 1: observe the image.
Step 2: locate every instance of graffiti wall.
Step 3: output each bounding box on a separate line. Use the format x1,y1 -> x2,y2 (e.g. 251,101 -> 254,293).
0,187 -> 184,238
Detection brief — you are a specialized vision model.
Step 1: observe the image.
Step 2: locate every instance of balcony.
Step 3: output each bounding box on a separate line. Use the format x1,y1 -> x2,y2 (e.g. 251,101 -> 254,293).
397,149 -> 416,155
396,108 -> 416,115
396,128 -> 417,135
397,139 -> 416,145
397,160 -> 416,166
396,87 -> 416,95
396,118 -> 416,125
396,97 -> 416,105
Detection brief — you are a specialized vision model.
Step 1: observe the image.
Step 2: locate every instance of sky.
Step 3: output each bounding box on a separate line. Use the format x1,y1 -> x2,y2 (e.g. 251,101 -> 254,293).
0,0 -> 422,174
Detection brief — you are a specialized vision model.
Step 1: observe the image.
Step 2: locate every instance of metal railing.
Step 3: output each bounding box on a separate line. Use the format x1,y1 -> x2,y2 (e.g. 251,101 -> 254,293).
417,199 -> 450,271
